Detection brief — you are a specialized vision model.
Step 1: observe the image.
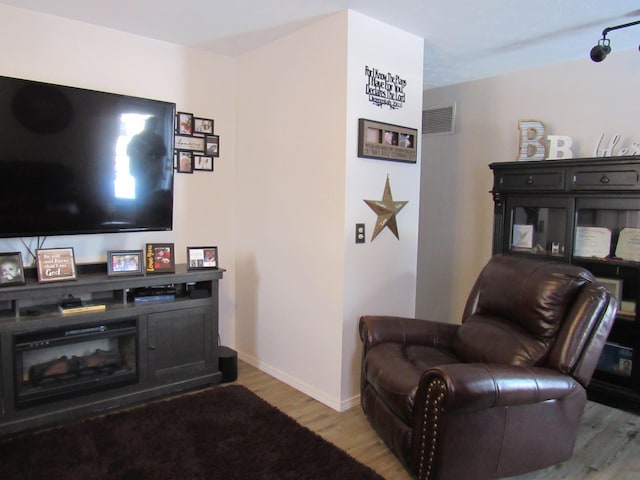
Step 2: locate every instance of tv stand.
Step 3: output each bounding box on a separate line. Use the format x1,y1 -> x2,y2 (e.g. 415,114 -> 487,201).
0,264 -> 224,436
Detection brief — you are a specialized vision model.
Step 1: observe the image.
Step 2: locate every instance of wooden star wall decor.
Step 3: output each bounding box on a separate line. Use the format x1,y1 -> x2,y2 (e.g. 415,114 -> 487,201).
364,176 -> 408,240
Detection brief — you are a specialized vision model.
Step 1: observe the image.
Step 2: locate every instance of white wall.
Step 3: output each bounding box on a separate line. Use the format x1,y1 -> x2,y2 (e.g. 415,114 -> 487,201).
342,12 -> 423,405
235,12 -> 349,407
416,49 -> 640,324
235,10 -> 423,410
0,4 -> 238,345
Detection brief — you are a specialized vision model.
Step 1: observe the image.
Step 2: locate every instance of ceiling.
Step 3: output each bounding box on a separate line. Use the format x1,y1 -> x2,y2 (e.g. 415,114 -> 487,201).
2,0 -> 639,89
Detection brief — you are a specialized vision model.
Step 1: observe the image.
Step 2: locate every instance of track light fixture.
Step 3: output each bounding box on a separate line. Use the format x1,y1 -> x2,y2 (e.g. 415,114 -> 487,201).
590,19 -> 640,62
590,38 -> 611,62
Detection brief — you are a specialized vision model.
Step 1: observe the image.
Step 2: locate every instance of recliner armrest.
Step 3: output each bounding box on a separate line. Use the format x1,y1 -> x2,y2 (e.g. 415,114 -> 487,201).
359,315 -> 459,351
419,363 -> 583,412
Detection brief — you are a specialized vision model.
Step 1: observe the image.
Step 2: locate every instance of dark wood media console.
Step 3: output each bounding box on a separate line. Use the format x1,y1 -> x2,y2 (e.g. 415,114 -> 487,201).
0,264 -> 224,436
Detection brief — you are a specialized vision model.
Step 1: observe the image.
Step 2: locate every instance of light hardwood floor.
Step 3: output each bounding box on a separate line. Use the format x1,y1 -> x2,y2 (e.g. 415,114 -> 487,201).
232,360 -> 640,480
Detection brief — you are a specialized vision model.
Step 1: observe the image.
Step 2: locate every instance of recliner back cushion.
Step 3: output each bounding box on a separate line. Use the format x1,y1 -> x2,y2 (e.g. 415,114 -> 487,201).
453,313 -> 553,365
452,255 -> 594,365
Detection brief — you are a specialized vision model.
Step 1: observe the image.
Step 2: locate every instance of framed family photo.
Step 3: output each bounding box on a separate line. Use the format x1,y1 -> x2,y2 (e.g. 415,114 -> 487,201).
205,135 -> 220,157
194,155 -> 213,171
35,247 -> 77,283
107,250 -> 144,276
193,117 -> 214,135
145,243 -> 175,274
357,118 -> 417,163
0,251 -> 25,286
187,246 -> 218,270
177,151 -> 194,173
176,112 -> 194,135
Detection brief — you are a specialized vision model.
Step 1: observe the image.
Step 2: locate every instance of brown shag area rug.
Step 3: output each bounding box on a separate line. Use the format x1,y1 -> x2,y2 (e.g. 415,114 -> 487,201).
0,385 -> 384,480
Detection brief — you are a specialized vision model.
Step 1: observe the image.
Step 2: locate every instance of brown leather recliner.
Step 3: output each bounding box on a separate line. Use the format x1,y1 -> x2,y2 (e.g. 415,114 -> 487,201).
360,254 -> 617,480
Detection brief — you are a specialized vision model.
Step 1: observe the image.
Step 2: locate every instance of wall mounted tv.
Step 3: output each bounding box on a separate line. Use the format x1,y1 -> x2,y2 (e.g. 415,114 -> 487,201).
0,75 -> 176,238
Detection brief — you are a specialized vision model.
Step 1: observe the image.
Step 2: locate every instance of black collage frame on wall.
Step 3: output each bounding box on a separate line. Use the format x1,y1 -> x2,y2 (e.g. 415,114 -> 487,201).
174,112 -> 219,174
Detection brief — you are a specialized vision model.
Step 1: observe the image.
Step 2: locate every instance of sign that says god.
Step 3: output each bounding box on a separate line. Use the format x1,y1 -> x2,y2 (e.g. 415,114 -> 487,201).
517,120 -> 640,161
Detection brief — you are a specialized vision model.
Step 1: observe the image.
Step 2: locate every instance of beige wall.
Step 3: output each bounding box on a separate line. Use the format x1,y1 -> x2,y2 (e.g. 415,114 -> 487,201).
235,12 -> 349,407
235,11 -> 423,409
417,49 -> 640,324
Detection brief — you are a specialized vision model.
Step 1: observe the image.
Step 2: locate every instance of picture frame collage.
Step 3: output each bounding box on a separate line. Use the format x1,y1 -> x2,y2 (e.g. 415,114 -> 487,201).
357,118 -> 418,163
0,244 -> 219,286
175,111 -> 219,174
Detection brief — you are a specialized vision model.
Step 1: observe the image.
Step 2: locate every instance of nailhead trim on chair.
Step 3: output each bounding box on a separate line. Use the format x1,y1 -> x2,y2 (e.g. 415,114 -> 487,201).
418,378 -> 446,480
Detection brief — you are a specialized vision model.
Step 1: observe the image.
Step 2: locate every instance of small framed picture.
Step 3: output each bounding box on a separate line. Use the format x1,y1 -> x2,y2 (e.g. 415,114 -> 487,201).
145,243 -> 175,274
36,247 -> 77,283
177,151 -> 194,173
205,135 -> 220,157
176,112 -> 193,135
0,252 -> 25,286
187,246 -> 218,269
194,155 -> 213,171
107,250 -> 144,276
595,277 -> 622,300
193,117 -> 214,135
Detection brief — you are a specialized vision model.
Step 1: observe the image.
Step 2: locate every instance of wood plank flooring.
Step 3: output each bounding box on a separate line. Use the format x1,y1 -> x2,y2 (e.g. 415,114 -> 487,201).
232,360 -> 640,480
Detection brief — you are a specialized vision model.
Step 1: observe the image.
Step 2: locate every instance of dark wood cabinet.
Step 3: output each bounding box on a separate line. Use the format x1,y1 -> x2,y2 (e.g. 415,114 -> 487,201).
147,307 -> 213,381
490,156 -> 640,411
0,264 -> 223,436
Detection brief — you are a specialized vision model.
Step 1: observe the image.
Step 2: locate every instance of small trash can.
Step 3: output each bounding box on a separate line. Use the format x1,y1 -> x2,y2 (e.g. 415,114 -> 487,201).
218,346 -> 238,383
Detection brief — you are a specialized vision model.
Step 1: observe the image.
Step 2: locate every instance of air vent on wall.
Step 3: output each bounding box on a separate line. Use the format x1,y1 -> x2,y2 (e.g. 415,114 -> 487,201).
422,103 -> 456,135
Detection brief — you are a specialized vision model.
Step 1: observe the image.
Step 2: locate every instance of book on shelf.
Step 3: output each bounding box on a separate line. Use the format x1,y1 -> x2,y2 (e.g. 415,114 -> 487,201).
58,303 -> 107,315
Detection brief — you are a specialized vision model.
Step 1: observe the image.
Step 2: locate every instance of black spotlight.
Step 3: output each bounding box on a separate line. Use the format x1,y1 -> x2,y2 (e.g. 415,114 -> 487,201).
590,19 -> 640,63
590,41 -> 611,62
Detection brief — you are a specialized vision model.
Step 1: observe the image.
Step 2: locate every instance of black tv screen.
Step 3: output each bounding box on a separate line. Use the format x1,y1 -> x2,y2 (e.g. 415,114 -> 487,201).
0,75 -> 175,238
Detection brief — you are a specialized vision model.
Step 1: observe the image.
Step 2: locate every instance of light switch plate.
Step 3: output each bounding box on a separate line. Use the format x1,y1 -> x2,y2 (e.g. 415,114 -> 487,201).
355,223 -> 365,244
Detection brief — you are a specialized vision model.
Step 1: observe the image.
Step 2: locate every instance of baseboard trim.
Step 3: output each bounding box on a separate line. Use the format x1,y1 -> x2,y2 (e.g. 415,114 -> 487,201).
237,351 -> 360,413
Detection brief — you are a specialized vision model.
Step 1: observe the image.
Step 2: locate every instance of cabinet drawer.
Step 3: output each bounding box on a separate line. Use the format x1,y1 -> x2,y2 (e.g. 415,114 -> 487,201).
572,166 -> 640,190
494,169 -> 565,191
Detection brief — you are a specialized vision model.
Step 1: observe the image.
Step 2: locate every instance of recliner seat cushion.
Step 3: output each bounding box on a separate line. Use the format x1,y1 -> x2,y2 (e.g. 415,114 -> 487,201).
362,343 -> 459,422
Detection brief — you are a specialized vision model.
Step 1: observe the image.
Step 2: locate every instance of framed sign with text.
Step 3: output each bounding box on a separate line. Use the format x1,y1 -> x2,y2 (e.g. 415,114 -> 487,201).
36,247 -> 77,283
358,119 -> 417,163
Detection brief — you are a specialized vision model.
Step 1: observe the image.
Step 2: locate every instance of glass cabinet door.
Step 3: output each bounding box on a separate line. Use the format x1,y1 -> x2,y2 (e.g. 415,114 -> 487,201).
505,197 -> 569,259
574,198 -> 640,264
575,198 -> 640,390
574,197 -> 640,317
592,315 -> 636,389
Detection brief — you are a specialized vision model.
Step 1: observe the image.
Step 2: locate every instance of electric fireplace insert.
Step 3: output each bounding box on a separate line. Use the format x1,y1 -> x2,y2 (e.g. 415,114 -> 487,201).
13,319 -> 138,409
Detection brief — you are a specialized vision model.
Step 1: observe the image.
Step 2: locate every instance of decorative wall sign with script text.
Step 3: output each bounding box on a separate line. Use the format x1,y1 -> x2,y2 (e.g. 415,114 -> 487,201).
364,66 -> 406,110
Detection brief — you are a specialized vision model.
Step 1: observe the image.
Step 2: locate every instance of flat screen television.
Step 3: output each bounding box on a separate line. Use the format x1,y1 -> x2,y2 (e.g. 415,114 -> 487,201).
0,75 -> 176,238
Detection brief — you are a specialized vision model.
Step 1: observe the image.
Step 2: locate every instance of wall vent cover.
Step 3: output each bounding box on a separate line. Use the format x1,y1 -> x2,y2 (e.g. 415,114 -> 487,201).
422,103 -> 456,135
